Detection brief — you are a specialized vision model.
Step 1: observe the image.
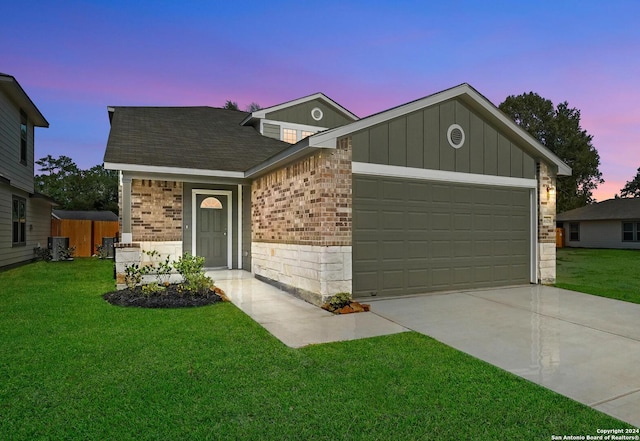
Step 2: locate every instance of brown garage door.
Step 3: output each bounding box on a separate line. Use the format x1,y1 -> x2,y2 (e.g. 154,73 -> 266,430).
353,175 -> 531,298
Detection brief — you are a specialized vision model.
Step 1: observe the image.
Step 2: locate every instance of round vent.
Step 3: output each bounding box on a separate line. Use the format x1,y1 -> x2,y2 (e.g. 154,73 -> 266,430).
447,124 -> 465,149
311,107 -> 323,121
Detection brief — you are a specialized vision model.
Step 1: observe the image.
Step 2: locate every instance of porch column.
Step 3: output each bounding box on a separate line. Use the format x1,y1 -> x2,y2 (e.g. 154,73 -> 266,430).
121,175 -> 133,243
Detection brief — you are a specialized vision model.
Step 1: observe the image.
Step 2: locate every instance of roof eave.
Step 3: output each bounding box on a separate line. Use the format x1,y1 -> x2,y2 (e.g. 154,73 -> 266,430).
0,74 -> 49,127
104,162 -> 245,179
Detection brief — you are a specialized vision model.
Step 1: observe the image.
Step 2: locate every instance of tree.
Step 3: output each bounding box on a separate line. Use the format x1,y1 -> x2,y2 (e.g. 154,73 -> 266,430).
35,155 -> 119,214
222,100 -> 239,110
499,92 -> 603,212
620,167 -> 640,198
245,102 -> 262,112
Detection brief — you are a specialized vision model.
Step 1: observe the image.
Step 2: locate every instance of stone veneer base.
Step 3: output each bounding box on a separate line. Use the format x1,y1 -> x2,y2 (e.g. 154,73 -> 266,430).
252,242 -> 352,305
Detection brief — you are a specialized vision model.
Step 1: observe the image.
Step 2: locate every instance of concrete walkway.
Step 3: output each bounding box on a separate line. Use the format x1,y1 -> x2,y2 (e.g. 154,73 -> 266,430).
209,270 -> 639,427
209,270 -> 408,348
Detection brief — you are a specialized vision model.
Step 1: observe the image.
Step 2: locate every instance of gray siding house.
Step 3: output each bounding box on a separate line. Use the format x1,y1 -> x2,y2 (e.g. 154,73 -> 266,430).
0,73 -> 54,269
105,84 -> 571,304
557,198 -> 640,249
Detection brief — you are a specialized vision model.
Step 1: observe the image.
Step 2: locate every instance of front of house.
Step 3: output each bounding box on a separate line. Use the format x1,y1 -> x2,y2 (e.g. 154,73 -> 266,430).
104,84 -> 571,304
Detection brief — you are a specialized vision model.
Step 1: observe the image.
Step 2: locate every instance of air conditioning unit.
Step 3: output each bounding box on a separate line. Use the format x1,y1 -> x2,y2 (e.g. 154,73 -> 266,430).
48,236 -> 69,261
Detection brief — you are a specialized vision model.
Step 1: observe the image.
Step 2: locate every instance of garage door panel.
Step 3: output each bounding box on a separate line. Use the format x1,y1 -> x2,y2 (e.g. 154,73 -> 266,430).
353,176 -> 532,298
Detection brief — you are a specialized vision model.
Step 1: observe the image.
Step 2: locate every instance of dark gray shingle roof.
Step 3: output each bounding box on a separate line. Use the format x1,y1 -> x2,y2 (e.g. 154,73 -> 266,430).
53,210 -> 118,221
557,198 -> 640,221
104,106 -> 291,172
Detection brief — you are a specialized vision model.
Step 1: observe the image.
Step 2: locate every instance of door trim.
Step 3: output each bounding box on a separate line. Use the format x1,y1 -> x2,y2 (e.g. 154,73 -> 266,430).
192,190 -> 233,269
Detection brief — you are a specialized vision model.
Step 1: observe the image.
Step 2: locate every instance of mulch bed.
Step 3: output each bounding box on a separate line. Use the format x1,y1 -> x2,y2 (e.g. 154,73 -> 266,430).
103,285 -> 226,308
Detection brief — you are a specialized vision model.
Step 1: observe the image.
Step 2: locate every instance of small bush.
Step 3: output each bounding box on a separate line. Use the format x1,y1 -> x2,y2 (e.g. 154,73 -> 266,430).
329,292 -> 352,309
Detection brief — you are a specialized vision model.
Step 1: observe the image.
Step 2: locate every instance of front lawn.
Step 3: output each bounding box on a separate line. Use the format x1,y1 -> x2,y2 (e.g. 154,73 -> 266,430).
0,259 -> 632,440
556,248 -> 640,304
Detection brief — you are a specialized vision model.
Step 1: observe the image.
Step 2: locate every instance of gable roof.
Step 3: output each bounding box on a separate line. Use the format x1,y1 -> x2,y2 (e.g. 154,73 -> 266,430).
240,92 -> 359,126
53,210 -> 118,221
557,198 -> 640,221
104,106 -> 291,176
306,83 -> 571,176
0,73 -> 49,127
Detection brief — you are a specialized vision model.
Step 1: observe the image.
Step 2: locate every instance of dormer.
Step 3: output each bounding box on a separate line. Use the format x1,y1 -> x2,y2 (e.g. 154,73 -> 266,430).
241,93 -> 358,144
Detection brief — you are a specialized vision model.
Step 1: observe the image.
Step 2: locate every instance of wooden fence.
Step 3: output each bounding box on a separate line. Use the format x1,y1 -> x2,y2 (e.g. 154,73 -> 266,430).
51,219 -> 119,257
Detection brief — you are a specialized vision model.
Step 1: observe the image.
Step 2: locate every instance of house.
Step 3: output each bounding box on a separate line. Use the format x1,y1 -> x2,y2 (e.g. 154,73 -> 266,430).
104,84 -> 571,304
557,198 -> 640,249
0,73 -> 54,270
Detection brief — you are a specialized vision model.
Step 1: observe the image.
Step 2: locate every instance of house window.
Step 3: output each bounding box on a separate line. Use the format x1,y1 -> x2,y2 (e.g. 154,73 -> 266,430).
283,128 -> 297,144
281,127 -> 317,144
569,223 -> 580,242
20,110 -> 27,165
12,196 -> 26,246
622,222 -> 640,242
200,197 -> 222,209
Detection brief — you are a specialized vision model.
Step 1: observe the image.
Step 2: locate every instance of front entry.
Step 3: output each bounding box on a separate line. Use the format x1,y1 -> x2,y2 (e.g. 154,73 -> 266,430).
196,194 -> 228,268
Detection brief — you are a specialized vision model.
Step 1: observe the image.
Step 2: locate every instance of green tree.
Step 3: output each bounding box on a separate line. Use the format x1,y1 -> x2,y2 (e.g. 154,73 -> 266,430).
35,155 -> 119,214
223,100 -> 239,110
499,92 -> 603,212
620,167 -> 640,198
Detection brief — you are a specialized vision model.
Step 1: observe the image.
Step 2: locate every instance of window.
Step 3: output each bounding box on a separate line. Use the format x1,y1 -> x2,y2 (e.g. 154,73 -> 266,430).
200,197 -> 222,209
622,222 -> 640,242
282,128 -> 297,144
20,110 -> 27,165
12,196 -> 26,246
281,127 -> 317,144
569,223 -> 580,242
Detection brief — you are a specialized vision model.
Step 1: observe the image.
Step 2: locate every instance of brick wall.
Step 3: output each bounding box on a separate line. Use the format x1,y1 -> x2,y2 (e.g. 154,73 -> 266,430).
131,179 -> 183,242
252,137 -> 352,246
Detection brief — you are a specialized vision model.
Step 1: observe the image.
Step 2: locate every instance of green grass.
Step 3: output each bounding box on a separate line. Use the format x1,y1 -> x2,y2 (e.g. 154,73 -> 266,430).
0,259 -> 632,440
556,248 -> 640,303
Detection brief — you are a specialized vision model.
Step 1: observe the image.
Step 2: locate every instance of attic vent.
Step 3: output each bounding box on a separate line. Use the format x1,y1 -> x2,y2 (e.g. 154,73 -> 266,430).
447,124 -> 465,149
311,107 -> 323,121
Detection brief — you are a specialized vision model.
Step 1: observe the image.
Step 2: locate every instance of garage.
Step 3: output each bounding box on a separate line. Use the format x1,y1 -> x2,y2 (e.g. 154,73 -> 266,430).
353,175 -> 533,298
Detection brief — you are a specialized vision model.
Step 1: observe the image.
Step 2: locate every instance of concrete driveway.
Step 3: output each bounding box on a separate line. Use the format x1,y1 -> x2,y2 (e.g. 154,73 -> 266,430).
369,285 -> 640,428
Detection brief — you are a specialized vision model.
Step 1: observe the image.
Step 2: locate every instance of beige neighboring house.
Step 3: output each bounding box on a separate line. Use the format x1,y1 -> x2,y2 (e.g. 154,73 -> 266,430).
557,198 -> 640,249
0,73 -> 54,270
104,83 -> 571,304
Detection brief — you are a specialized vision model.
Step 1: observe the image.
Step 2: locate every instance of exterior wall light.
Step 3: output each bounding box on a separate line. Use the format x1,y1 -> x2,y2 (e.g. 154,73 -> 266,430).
546,185 -> 556,197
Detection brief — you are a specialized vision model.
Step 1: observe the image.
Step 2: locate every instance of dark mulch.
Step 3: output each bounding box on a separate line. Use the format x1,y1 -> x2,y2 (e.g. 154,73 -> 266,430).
103,284 -> 223,308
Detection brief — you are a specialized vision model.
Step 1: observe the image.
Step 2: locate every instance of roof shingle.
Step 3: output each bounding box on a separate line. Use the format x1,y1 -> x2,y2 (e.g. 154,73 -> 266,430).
104,107 -> 290,172
557,198 -> 640,221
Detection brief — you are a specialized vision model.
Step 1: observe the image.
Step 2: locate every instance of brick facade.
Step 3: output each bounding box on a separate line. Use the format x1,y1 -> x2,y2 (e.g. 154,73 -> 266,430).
252,137 -> 352,246
130,179 -> 183,242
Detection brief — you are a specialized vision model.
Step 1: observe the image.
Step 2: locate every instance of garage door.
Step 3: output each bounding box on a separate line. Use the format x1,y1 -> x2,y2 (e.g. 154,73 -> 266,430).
353,175 -> 532,298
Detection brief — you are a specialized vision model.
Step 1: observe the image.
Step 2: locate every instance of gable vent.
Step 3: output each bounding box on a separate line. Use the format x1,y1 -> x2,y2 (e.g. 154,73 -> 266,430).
311,107 -> 323,121
447,124 -> 465,149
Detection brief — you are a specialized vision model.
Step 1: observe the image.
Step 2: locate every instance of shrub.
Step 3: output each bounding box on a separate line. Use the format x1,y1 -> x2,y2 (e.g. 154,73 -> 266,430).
329,292 -> 352,309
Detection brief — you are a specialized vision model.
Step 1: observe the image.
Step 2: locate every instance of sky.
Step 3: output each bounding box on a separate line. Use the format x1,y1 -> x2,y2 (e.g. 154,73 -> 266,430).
2,0 -> 638,201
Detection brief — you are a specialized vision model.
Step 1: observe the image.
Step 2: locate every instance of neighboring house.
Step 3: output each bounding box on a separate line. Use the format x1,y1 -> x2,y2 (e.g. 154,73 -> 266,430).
0,73 -> 54,270
557,198 -> 640,249
104,84 -> 571,304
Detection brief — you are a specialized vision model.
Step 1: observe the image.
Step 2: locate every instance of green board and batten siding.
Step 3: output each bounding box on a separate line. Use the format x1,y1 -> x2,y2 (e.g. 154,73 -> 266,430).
352,99 -> 535,298
265,99 -> 354,128
351,99 -> 536,179
262,123 -> 280,140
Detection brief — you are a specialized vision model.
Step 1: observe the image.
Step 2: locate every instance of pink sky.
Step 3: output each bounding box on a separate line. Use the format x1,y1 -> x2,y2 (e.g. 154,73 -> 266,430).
2,1 -> 638,202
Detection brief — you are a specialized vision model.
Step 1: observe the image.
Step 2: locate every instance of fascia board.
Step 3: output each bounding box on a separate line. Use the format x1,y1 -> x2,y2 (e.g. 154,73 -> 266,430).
0,76 -> 49,127
244,142 -> 315,178
247,92 -> 359,122
103,162 -> 245,179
